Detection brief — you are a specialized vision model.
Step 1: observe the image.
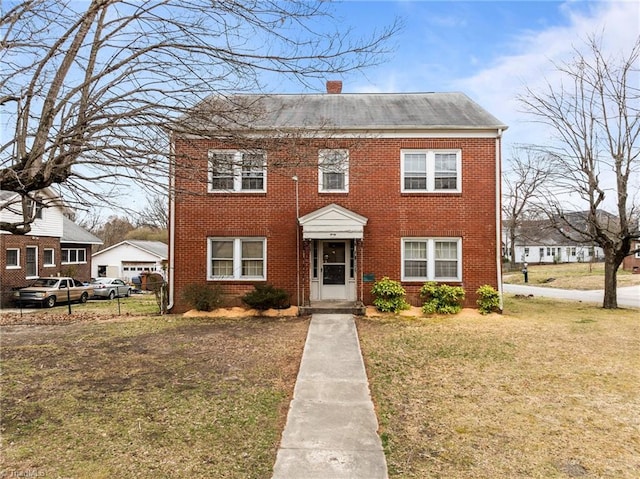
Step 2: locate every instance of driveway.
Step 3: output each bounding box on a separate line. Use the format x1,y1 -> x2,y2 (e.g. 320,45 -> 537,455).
503,284 -> 640,309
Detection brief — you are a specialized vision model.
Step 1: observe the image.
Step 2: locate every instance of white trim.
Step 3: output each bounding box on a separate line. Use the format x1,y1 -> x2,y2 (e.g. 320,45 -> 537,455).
318,149 -> 349,193
177,129 -> 505,140
6,247 -> 20,269
207,237 -> 267,281
401,237 -> 462,282
208,150 -> 267,193
400,149 -> 462,194
43,248 -> 55,267
495,130 -> 504,310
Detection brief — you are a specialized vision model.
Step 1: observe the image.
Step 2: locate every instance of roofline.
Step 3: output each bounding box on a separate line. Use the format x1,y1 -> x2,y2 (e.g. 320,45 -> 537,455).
91,240 -> 168,259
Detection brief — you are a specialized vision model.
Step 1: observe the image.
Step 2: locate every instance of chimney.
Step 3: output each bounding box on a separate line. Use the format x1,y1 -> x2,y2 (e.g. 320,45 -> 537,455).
326,80 -> 343,94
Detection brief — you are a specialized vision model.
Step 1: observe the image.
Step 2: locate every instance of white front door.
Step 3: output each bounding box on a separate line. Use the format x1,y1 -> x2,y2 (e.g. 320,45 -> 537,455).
320,241 -> 348,300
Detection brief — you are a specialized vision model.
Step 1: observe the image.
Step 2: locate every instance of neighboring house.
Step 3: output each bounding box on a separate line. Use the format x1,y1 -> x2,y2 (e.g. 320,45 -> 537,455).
168,82 -> 507,312
0,189 -> 102,306
92,240 -> 168,280
509,212 -> 612,265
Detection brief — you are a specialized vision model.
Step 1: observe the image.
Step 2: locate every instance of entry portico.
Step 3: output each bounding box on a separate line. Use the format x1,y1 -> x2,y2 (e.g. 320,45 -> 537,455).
298,204 -> 368,303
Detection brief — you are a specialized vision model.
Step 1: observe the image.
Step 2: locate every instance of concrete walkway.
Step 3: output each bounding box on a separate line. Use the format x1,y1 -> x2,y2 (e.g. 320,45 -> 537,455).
272,313 -> 388,479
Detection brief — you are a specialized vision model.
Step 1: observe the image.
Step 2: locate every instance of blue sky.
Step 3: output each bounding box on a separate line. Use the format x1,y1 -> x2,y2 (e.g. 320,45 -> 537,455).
271,0 -> 639,157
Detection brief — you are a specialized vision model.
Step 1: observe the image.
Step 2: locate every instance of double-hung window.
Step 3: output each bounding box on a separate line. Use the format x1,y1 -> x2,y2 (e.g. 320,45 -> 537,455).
401,150 -> 461,193
209,150 -> 266,193
208,237 -> 266,280
6,248 -> 20,268
401,238 -> 462,281
319,149 -> 349,193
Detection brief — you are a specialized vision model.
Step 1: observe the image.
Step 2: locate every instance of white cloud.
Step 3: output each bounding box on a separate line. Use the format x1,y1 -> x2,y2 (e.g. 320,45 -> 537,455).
454,0 -> 640,150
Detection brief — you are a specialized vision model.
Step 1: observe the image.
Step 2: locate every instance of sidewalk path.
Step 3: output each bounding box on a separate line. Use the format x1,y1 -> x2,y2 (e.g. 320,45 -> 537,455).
272,313 -> 388,479
503,284 -> 640,309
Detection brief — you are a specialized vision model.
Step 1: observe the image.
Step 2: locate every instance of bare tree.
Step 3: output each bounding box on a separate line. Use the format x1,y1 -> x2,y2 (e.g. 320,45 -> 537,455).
0,0 -> 399,234
519,35 -> 640,308
136,193 -> 169,230
503,147 -> 555,268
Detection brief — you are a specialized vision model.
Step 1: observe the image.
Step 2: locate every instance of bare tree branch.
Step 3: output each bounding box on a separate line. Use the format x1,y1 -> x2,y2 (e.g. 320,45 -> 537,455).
1,0 -> 401,232
519,33 -> 640,308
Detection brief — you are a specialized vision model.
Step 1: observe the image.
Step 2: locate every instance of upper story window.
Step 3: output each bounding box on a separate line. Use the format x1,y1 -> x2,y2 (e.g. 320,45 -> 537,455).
27,196 -> 44,219
401,150 -> 461,193
401,237 -> 462,282
319,149 -> 349,193
62,248 -> 86,264
6,248 -> 20,268
209,150 -> 266,193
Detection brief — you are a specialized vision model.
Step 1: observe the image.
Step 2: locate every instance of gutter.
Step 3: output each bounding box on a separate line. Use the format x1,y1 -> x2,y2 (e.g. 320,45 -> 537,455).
167,138 -> 176,312
496,128 -> 504,311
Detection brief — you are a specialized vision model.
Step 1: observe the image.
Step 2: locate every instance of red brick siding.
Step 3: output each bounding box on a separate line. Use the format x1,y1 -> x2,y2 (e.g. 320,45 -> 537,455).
170,136 -> 500,312
1,235 -> 94,307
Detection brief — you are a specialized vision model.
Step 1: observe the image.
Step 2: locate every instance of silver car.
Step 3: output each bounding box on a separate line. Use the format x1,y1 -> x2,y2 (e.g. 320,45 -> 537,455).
91,278 -> 131,300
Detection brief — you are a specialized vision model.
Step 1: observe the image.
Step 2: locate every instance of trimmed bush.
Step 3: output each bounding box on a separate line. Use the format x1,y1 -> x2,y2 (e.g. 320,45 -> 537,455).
476,284 -> 501,314
420,282 -> 465,315
371,277 -> 410,313
242,284 -> 290,310
181,283 -> 224,312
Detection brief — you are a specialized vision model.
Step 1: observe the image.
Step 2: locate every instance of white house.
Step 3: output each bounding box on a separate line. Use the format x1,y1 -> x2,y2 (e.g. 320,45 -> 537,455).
92,240 -> 168,280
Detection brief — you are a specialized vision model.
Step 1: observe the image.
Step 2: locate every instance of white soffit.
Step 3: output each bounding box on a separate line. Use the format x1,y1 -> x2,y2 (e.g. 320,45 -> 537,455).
298,203 -> 368,239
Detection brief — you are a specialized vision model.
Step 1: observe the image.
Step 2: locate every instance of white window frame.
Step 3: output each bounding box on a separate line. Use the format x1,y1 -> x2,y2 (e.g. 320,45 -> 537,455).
207,237 -> 267,281
318,149 -> 349,193
635,242 -> 640,259
400,149 -> 462,193
43,248 -> 55,267
401,238 -> 462,282
208,150 -> 266,193
61,248 -> 87,264
6,248 -> 20,269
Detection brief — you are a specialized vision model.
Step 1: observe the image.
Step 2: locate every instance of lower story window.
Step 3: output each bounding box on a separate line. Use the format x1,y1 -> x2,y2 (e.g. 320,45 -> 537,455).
402,238 -> 462,281
62,248 -> 86,264
6,248 -> 19,268
208,237 -> 266,280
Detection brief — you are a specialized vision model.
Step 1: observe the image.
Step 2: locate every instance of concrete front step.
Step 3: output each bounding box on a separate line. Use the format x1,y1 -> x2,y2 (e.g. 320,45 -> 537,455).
298,301 -> 366,316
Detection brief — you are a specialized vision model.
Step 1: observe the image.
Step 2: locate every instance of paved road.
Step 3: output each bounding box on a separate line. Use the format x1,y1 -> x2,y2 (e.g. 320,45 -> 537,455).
503,284 -> 640,309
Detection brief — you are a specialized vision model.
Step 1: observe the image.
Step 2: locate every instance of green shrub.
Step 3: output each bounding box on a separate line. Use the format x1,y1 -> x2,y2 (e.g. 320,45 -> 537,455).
242,284 -> 290,310
181,283 -> 224,312
371,277 -> 410,313
476,284 -> 501,314
420,282 -> 465,315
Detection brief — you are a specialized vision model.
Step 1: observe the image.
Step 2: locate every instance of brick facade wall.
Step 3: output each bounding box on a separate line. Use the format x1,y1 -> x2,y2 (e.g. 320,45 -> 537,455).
0,235 -> 94,307
170,136 -> 500,312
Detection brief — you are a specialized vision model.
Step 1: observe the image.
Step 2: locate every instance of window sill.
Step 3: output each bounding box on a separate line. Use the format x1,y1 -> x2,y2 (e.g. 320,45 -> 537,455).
5,266 -> 21,270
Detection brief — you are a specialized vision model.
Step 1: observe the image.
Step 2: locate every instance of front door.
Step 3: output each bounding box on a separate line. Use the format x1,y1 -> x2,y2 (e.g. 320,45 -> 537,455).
320,241 -> 347,300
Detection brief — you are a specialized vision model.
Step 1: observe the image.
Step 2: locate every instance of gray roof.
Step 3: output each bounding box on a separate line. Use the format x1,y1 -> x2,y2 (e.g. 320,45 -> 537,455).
93,240 -> 168,259
181,92 -> 507,132
62,216 -> 103,245
126,240 -> 168,259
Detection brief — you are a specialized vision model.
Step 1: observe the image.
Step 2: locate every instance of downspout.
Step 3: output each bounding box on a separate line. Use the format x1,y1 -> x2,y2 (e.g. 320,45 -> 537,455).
167,137 -> 176,311
495,128 -> 504,311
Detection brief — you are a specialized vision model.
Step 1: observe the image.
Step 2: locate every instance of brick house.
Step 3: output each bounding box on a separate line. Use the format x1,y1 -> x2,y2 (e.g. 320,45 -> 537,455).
0,189 -> 102,307
623,241 -> 640,273
168,82 -> 507,313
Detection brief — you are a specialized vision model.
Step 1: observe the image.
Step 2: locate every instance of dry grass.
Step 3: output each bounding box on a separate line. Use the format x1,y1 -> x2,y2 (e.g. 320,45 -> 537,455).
503,262 -> 640,289
358,296 -> 640,478
0,313 -> 309,479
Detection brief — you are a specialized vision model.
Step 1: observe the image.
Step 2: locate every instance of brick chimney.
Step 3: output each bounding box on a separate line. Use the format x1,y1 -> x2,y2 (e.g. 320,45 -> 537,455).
326,80 -> 343,94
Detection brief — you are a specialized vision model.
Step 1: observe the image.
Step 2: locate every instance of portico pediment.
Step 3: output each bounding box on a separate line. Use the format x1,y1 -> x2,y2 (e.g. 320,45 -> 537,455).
298,203 -> 368,239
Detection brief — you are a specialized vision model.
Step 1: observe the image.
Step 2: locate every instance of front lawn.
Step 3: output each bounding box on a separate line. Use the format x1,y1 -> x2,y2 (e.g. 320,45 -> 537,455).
358,296 -> 640,478
0,314 -> 309,478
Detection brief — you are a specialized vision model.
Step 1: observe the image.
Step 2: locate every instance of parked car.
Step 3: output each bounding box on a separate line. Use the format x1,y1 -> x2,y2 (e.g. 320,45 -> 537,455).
13,277 -> 93,308
91,278 -> 131,299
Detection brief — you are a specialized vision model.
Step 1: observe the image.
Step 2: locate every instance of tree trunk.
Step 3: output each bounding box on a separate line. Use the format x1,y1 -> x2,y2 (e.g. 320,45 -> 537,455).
602,249 -> 620,309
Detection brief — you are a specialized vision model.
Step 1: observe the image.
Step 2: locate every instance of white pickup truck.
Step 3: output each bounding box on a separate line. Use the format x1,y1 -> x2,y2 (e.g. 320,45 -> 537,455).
13,277 -> 94,308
